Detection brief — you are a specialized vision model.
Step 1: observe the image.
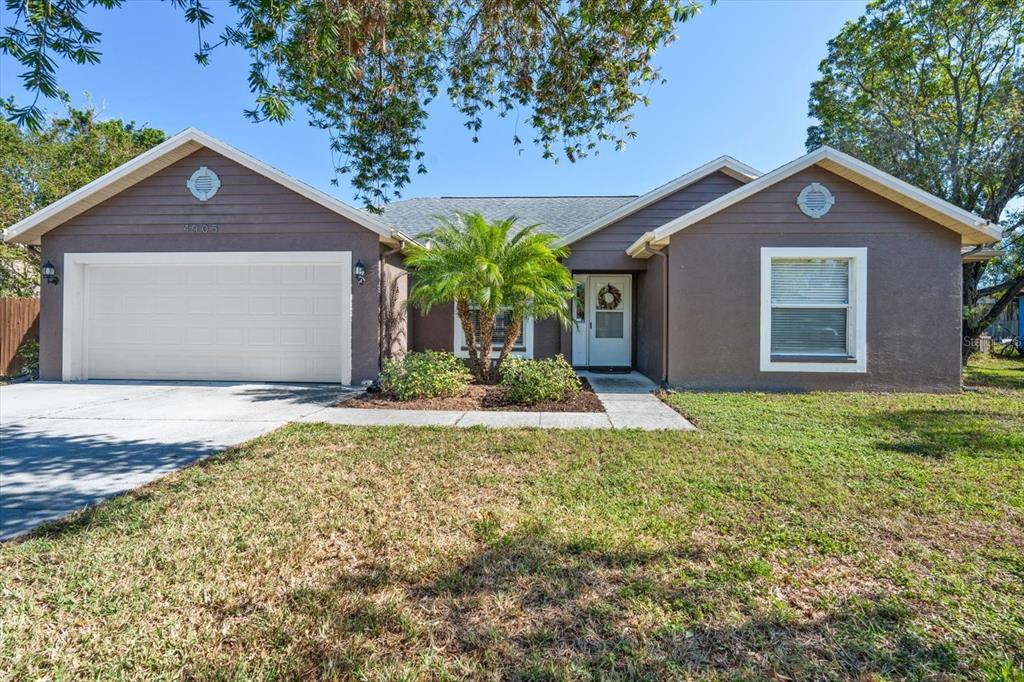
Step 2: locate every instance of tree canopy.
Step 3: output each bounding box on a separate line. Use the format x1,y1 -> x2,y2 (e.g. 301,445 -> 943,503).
0,106 -> 166,296
2,0 -> 706,209
807,0 -> 1024,357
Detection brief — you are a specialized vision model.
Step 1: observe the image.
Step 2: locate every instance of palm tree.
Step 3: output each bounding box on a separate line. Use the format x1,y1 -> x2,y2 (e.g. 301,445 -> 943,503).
405,212 -> 574,382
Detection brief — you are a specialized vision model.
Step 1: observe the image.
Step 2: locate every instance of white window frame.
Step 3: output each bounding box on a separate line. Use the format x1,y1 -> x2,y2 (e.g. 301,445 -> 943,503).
453,306 -> 534,359
760,247 -> 867,373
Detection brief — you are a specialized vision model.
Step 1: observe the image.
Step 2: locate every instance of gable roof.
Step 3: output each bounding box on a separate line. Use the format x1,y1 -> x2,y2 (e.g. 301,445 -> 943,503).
627,146 -> 1001,257
2,128 -> 414,246
552,156 -> 761,247
377,195 -> 637,239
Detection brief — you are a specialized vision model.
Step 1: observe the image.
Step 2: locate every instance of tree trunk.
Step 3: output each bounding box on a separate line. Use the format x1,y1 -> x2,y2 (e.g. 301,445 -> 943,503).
456,299 -> 484,382
477,308 -> 496,383
962,273 -> 1024,364
494,315 -> 523,377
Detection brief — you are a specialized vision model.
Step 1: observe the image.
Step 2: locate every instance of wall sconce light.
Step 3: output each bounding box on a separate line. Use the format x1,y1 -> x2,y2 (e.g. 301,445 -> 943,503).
353,259 -> 366,286
41,260 -> 59,285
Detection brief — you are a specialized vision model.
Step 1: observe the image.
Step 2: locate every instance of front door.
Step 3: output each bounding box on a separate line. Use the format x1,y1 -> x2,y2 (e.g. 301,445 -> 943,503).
586,274 -> 631,367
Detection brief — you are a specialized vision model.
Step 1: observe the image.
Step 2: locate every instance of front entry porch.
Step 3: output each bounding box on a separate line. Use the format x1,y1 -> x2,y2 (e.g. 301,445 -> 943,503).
570,273 -> 633,369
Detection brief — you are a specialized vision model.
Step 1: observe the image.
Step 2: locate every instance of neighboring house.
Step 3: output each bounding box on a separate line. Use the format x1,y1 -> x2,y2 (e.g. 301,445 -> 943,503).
2,128 -> 1001,392
982,294 -> 1023,341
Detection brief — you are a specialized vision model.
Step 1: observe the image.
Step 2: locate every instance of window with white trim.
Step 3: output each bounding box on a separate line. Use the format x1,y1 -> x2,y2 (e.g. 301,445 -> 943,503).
454,306 -> 534,359
760,248 -> 867,373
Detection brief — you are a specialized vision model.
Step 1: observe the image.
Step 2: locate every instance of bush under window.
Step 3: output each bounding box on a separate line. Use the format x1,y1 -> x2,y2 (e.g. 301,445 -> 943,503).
379,351 -> 472,401
500,355 -> 582,405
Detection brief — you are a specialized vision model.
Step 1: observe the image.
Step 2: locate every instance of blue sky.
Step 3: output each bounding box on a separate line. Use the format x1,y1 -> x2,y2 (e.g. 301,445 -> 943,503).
0,0 -> 867,203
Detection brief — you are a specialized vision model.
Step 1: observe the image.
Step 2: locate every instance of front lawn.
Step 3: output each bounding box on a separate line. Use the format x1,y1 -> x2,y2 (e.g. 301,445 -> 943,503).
965,352 -> 1024,390
2,373 -> 1022,679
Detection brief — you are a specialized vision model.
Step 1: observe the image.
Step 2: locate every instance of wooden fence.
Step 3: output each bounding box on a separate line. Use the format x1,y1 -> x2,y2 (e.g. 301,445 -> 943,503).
1,298 -> 40,376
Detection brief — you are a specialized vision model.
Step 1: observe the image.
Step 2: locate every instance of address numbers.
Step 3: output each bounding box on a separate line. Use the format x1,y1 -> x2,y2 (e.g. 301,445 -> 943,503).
184,223 -> 219,233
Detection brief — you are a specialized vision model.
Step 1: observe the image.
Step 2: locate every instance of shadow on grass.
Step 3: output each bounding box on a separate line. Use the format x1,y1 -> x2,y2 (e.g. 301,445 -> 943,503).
204,524 -> 962,679
867,408 -> 1022,459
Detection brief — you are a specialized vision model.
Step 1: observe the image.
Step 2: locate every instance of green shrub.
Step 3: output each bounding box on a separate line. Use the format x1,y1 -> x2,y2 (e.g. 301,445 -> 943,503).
15,339 -> 39,375
379,351 -> 472,401
500,355 -> 582,405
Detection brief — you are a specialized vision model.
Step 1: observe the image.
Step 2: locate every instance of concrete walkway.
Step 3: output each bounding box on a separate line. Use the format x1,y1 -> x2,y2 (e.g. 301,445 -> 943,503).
302,371 -> 694,431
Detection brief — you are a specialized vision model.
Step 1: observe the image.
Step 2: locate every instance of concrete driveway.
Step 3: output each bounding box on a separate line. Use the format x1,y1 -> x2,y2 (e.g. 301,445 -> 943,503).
0,381 -> 356,541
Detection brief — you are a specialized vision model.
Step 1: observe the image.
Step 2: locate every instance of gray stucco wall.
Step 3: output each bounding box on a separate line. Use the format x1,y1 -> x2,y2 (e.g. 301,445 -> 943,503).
38,147 -> 384,383
635,254 -> 666,381
667,166 -> 963,392
381,250 -> 409,360
410,302 -> 454,352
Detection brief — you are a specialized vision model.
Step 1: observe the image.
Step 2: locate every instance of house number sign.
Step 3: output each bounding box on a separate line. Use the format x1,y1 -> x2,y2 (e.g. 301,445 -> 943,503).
183,223 -> 219,233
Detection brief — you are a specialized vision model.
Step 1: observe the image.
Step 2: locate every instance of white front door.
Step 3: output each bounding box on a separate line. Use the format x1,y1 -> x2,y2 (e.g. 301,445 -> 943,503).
586,274 -> 631,367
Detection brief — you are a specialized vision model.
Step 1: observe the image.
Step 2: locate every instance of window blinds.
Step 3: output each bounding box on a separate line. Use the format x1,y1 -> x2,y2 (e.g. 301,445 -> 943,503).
770,259 -> 851,356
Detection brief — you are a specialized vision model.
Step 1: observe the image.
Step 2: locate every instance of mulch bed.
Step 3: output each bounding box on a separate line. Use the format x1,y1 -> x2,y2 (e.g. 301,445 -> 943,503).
338,378 -> 604,413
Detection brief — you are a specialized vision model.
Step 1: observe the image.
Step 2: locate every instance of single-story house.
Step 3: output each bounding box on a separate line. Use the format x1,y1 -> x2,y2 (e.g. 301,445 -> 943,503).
3,128 -> 1001,392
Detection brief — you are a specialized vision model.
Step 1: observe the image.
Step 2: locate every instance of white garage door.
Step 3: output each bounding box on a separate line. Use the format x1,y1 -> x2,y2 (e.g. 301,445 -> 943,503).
68,252 -> 351,383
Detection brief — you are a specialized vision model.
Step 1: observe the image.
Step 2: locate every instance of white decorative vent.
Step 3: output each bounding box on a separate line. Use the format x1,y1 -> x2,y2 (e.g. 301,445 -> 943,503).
187,166 -> 221,201
797,182 -> 835,218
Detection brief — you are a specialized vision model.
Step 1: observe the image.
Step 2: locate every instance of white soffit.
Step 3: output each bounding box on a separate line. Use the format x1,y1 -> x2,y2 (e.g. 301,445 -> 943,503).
627,146 -> 1002,258
553,155 -> 761,248
2,127 -> 416,246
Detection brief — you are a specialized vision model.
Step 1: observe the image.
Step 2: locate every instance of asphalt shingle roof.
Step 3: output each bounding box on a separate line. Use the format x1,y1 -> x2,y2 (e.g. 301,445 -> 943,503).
377,196 -> 637,239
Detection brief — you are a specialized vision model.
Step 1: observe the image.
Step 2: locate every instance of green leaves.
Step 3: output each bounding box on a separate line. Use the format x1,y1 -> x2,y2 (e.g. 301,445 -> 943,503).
807,0 -> 1024,346
808,0 -> 1023,223
0,106 -> 165,296
406,212 -> 574,380
1,0 -> 119,129
2,0 -> 707,208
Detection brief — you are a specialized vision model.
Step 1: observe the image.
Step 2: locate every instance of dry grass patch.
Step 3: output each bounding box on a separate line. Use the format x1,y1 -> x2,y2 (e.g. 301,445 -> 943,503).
2,373 -> 1023,679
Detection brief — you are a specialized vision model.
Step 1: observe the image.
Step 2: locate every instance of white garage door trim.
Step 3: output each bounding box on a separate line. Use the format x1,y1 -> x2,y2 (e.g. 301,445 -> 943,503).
62,251 -> 353,383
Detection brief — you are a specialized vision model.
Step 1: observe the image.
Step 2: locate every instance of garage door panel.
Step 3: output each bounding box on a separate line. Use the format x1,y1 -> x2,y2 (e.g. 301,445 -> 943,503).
249,328 -> 276,345
249,265 -> 280,284
81,257 -> 349,382
281,265 -> 310,283
314,265 -> 343,284
249,296 -> 276,315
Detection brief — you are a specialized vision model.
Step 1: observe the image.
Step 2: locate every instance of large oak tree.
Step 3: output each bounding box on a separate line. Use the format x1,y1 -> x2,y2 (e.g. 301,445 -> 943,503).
0,107 -> 165,296
807,0 -> 1024,362
2,0 -> 706,209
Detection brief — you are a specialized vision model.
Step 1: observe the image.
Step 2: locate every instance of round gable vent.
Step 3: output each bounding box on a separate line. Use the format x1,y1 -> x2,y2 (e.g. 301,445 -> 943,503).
187,166 -> 221,201
797,182 -> 835,218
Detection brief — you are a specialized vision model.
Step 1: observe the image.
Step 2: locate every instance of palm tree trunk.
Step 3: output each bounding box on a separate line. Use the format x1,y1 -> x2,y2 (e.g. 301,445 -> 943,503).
477,308 -> 496,383
494,315 -> 523,377
456,299 -> 484,382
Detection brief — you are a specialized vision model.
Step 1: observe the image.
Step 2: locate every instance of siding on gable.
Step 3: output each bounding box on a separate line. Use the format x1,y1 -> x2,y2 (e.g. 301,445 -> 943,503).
667,166 -> 963,392
38,148 -> 385,382
564,171 -> 745,271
